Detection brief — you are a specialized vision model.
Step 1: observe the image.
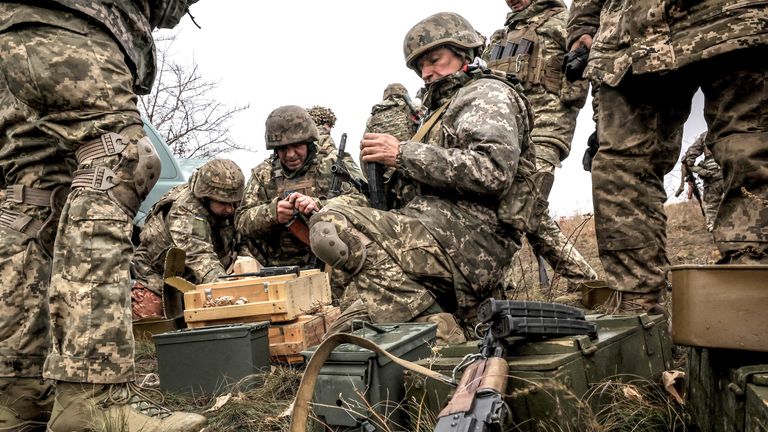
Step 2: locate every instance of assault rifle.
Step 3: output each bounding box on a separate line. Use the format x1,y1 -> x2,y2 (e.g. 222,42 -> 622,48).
675,162 -> 705,217
218,265 -> 300,279
330,133 -> 369,197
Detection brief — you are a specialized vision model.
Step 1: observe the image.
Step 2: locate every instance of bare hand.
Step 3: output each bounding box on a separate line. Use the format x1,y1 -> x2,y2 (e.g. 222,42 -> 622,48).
276,199 -> 295,224
288,192 -> 319,215
360,133 -> 400,168
571,34 -> 593,51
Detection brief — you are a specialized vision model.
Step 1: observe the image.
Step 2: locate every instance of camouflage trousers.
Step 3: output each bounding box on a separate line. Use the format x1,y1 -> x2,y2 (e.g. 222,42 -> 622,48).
594,46 -> 768,294
311,203 -> 495,326
0,20 -> 146,383
702,179 -> 724,232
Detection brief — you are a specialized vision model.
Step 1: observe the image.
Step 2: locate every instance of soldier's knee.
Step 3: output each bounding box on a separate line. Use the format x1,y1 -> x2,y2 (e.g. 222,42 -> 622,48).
72,128 -> 161,216
309,211 -> 369,275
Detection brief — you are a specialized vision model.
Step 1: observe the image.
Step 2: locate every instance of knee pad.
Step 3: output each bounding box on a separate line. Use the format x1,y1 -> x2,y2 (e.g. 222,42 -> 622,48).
309,212 -> 369,275
71,129 -> 161,216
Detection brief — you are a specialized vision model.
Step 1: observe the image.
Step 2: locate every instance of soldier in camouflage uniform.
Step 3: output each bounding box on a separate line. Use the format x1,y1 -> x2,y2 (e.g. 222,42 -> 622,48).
131,159 -> 246,319
306,105 -> 337,151
567,0 -> 768,313
364,83 -> 421,142
309,12 -> 536,344
483,0 -> 598,296
235,106 -> 367,300
683,133 -> 724,232
0,1 -> 207,431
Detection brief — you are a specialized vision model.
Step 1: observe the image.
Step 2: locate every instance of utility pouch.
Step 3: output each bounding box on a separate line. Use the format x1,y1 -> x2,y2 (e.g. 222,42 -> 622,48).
497,158 -> 554,234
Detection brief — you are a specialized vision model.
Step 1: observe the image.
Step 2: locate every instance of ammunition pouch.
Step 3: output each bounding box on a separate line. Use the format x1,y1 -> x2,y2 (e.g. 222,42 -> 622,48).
497,159 -> 554,234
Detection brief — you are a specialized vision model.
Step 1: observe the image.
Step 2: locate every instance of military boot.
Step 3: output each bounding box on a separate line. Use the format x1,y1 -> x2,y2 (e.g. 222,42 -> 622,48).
0,377 -> 53,432
604,290 -> 669,317
46,382 -> 207,432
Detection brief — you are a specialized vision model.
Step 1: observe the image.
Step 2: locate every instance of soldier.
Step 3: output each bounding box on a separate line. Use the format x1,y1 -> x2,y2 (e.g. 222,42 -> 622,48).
131,159 -> 246,319
235,106 -> 367,300
364,83 -> 421,142
309,12 -> 536,344
0,1 -> 208,431
306,105 -> 337,151
683,133 -> 724,232
483,0 -> 598,296
567,0 -> 768,313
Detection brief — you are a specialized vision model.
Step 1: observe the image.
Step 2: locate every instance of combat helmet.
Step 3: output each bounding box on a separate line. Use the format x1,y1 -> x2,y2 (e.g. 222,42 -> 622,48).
306,106 -> 337,128
403,12 -> 485,73
191,159 -> 245,203
265,105 -> 319,150
383,83 -> 408,99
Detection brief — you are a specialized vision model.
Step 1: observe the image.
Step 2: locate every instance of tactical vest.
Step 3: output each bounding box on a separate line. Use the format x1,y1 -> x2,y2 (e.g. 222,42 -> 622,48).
412,70 -> 553,234
366,99 -> 419,143
486,8 -> 564,94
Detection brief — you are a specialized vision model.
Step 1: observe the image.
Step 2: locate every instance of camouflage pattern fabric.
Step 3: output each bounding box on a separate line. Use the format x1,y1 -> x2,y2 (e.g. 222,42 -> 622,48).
315,71 -> 530,326
235,142 -> 367,268
0,5 -> 154,383
364,97 -> 418,142
131,183 -> 243,296
316,125 -> 336,152
684,134 -> 724,231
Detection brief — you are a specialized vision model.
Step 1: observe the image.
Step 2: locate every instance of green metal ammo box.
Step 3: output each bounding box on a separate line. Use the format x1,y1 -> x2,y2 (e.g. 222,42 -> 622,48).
404,313 -> 672,431
686,347 -> 768,432
153,322 -> 270,395
300,322 -> 436,430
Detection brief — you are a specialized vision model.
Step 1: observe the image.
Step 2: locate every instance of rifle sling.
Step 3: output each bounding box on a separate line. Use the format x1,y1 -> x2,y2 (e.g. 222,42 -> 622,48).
411,99 -> 451,143
289,333 -> 455,432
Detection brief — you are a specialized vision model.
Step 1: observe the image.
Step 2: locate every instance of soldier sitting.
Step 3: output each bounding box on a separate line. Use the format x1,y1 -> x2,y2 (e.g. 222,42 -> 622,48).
131,159 -> 247,319
235,106 -> 367,301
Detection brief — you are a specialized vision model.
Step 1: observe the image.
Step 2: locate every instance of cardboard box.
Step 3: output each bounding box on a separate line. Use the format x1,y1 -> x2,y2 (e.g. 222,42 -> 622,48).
670,264 -> 768,352
153,322 -> 270,395
183,270 -> 331,328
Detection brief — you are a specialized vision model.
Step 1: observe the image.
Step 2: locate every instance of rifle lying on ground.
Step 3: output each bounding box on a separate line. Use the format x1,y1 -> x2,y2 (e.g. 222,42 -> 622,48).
217,265 -> 300,279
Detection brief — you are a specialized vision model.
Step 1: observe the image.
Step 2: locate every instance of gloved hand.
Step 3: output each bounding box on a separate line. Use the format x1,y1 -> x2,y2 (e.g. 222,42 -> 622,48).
582,130 -> 599,171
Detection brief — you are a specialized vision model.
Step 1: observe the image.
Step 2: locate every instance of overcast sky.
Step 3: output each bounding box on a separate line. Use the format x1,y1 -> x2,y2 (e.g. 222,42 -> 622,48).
159,1 -> 707,216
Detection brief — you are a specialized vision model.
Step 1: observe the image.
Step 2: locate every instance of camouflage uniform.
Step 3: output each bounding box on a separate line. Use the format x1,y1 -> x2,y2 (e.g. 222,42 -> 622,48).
684,133 -> 724,232
307,106 -> 337,151
131,160 -> 246,296
364,83 -> 420,142
483,0 -> 597,288
0,1 -> 206,430
568,0 -> 768,304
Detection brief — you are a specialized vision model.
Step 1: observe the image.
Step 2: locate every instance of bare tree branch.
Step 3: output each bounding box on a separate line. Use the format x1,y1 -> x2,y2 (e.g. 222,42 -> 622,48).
139,33 -> 252,159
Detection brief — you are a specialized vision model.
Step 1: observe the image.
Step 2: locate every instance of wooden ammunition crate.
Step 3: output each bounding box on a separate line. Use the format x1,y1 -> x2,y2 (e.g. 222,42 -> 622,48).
270,306 -> 341,364
183,270 -> 331,329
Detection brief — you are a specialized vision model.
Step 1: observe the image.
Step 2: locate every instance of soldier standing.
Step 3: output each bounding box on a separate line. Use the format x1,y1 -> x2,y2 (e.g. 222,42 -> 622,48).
235,106 -> 367,301
683,133 -> 724,232
567,0 -> 768,313
131,159 -> 246,319
483,0 -> 598,296
309,12 -> 537,344
0,1 -> 207,430
306,105 -> 337,151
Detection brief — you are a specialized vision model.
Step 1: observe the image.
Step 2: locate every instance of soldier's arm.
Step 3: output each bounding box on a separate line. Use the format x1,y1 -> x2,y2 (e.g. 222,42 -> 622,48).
167,204 -> 226,284
683,138 -> 705,167
397,80 -> 522,196
566,0 -> 605,50
235,169 -> 282,238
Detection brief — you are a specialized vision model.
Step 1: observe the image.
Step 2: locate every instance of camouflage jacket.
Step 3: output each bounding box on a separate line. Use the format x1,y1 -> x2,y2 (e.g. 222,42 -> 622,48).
365,97 -> 419,142
567,0 -> 768,87
235,143 -> 368,267
316,125 -> 336,151
483,0 -> 588,163
685,135 -> 723,183
392,70 -> 530,292
132,183 -> 242,294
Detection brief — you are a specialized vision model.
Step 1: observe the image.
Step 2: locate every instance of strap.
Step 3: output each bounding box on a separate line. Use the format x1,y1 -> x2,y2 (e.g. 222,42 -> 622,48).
411,99 -> 451,143
71,166 -> 120,190
289,332 -> 455,432
75,132 -> 128,162
0,209 -> 43,237
5,185 -> 52,207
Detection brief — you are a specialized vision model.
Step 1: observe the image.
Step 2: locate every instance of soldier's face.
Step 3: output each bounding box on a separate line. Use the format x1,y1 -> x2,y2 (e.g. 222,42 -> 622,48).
276,143 -> 309,171
417,47 -> 466,84
506,0 -> 532,12
208,200 -> 236,218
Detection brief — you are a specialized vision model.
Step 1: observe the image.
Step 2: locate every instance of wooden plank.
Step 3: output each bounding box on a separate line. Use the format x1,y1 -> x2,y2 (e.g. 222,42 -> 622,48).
185,300 -> 288,322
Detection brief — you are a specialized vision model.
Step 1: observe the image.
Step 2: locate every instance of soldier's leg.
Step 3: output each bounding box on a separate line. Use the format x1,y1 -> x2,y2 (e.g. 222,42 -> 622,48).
700,47 -> 768,263
701,185 -> 721,232
594,74 -> 697,312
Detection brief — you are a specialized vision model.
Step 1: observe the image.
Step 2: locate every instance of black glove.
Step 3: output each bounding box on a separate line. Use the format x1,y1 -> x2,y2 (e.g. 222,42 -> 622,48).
582,130 -> 599,172
562,45 -> 590,82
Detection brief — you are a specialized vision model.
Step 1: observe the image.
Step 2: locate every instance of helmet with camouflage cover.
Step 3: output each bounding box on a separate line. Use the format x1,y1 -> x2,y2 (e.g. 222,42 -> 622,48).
306,106 -> 337,128
383,83 -> 408,99
403,12 -> 485,73
265,105 -> 319,150
191,159 -> 245,203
